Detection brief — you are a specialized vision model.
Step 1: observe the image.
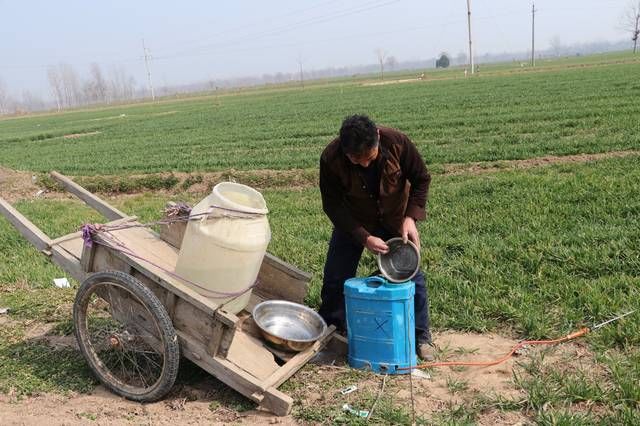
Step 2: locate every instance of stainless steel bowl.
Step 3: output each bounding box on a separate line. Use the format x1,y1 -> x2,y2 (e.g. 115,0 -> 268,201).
377,237 -> 420,283
252,300 -> 327,352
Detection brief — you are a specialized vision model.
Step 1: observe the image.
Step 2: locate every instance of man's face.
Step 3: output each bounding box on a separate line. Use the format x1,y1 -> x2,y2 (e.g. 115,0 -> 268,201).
345,128 -> 380,168
346,145 -> 379,168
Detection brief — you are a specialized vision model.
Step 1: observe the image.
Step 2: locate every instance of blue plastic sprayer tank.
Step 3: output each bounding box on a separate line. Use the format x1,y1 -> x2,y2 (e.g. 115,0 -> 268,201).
344,276 -> 416,374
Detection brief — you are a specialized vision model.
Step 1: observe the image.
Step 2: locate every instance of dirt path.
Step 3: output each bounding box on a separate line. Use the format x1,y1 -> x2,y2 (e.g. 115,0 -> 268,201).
442,150 -> 640,176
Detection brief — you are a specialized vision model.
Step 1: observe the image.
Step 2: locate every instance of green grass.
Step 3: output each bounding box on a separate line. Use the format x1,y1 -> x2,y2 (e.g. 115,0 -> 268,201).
0,53 -> 639,175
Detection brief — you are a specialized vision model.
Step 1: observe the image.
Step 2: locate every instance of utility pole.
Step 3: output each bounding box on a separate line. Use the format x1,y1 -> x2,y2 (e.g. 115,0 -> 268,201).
299,62 -> 304,89
142,38 -> 155,101
467,0 -> 474,74
297,54 -> 305,89
531,2 -> 536,67
634,8 -> 639,54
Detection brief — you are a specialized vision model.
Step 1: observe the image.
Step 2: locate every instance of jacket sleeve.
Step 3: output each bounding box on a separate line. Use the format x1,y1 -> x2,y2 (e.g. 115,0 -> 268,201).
319,156 -> 370,245
400,134 -> 431,221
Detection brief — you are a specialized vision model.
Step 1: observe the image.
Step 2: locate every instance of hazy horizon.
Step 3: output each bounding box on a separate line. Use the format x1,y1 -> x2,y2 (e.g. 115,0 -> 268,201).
0,0 -> 634,100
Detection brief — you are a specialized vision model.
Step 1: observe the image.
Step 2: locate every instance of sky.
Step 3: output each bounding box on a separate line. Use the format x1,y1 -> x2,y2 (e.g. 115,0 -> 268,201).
0,0 -> 633,99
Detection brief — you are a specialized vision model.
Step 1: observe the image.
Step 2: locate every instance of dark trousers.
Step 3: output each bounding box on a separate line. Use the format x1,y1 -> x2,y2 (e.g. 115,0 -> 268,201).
318,227 -> 432,344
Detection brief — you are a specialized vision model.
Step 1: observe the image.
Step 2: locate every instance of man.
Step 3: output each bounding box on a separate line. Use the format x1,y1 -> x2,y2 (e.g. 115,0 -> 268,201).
318,114 -> 435,361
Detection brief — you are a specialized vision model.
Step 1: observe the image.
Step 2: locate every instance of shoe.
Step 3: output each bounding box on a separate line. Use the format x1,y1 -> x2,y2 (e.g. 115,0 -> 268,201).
417,342 -> 435,362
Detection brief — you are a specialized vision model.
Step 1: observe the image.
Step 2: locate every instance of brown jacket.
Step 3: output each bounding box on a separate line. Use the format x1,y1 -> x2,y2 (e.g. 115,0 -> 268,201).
319,126 -> 431,244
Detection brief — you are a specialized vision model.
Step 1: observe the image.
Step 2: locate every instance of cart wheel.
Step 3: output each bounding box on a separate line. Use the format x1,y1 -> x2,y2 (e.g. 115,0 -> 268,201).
74,270 -> 180,402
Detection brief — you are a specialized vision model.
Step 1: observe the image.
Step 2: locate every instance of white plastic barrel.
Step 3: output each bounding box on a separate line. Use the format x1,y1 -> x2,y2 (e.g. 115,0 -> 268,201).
174,182 -> 271,313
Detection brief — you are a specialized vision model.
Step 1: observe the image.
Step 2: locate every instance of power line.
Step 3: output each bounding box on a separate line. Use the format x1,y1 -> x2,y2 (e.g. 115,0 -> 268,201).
0,0 -> 398,71
154,0 -> 400,61
156,0 -> 343,52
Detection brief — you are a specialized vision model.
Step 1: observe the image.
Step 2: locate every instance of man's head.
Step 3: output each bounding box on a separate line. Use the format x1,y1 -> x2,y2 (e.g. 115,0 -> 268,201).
339,114 -> 380,167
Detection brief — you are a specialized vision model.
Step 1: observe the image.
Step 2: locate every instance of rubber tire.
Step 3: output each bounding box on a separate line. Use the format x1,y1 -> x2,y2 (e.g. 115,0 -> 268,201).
73,270 -> 180,402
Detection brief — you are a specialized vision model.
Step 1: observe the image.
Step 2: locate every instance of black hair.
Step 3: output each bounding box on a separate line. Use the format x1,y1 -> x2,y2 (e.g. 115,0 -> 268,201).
339,114 -> 378,155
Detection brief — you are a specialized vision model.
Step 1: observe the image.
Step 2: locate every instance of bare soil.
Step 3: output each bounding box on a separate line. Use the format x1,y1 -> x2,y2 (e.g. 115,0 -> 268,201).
442,150 -> 640,176
1,322 -> 603,425
0,388 -> 297,426
0,166 -> 42,203
63,131 -> 102,139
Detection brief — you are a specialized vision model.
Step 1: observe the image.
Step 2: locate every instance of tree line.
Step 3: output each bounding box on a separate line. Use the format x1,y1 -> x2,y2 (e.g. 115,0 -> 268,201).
0,63 -> 137,115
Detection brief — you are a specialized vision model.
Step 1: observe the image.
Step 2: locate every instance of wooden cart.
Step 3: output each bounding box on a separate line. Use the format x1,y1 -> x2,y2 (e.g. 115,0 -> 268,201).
0,172 -> 338,416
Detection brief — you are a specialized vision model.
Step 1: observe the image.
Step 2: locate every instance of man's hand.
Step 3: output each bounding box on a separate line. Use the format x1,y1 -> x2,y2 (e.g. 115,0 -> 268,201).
402,216 -> 421,250
365,235 -> 389,254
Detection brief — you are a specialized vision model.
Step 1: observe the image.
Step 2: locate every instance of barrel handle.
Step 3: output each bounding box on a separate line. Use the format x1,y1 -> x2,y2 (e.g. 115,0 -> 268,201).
365,276 -> 386,288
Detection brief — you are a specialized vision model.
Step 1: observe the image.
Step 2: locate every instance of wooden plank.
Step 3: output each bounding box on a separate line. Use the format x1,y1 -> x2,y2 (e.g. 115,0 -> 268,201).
0,196 -> 52,252
243,292 -> 266,316
50,230 -> 84,246
50,171 -> 128,220
56,236 -> 84,257
176,330 -> 295,414
50,216 -> 137,247
238,316 -> 295,362
80,240 -> 96,272
225,332 -> 280,380
261,325 -> 336,390
262,388 -> 294,417
50,245 -> 85,282
158,202 -> 188,248
170,295 -> 219,346
255,254 -> 310,304
159,220 -> 187,249
207,322 -> 226,356
177,331 -> 262,392
325,333 -> 348,358
165,292 -> 177,319
91,243 -> 129,273
263,253 -> 311,282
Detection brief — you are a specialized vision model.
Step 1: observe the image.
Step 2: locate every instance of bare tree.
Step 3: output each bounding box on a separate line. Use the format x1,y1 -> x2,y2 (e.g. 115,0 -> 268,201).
21,90 -> 45,112
60,63 -> 81,107
375,48 -> 387,80
0,78 -> 14,115
125,76 -> 136,99
385,56 -> 397,72
47,66 -> 64,111
109,66 -> 136,101
549,35 -> 564,57
621,2 -> 640,53
89,63 -> 107,102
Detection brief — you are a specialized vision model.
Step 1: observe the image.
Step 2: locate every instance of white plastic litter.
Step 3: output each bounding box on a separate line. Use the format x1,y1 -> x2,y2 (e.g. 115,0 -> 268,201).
411,369 -> 432,380
53,278 -> 70,288
340,385 -> 357,395
342,404 -> 369,418
0,307 -> 9,314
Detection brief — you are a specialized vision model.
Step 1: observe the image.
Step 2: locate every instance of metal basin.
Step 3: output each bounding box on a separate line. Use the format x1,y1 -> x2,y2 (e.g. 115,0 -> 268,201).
377,237 -> 420,283
252,300 -> 327,352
